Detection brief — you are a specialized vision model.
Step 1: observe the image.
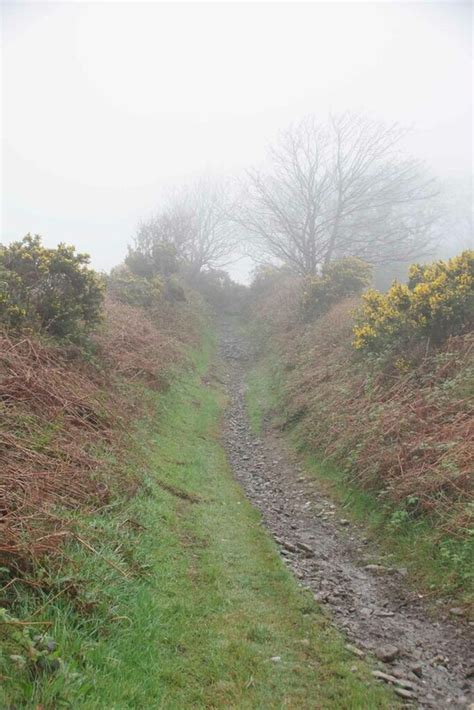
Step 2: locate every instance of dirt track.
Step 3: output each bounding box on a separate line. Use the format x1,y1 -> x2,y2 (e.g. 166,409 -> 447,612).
220,319 -> 473,709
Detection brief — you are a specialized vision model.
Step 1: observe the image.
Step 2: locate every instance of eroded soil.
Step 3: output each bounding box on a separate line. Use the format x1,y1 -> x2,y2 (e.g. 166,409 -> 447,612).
219,319 -> 473,709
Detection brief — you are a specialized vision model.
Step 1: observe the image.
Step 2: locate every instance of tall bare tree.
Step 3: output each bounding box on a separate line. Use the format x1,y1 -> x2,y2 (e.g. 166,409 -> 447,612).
129,178 -> 237,279
239,113 -> 439,276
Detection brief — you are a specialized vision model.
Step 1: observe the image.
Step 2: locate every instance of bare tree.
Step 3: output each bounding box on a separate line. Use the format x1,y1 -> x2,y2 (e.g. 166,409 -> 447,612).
239,113 -> 439,276
178,177 -> 239,276
130,177 -> 237,279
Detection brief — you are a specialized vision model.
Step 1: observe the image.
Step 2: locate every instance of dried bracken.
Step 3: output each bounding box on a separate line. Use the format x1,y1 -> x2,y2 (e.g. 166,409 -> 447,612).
254,292 -> 473,535
0,295 -> 200,572
0,331 -> 117,570
93,298 -> 185,391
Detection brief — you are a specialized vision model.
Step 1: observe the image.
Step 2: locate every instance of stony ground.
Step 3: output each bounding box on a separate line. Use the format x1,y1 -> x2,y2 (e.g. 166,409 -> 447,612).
219,319 -> 473,709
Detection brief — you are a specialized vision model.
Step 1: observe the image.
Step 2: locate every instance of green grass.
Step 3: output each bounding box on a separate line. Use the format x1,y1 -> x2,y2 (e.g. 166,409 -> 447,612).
245,359 -> 473,610
0,330 -> 394,709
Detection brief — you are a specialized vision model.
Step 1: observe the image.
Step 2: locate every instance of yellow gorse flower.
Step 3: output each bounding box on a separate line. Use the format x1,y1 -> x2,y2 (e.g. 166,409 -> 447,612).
353,251 -> 474,351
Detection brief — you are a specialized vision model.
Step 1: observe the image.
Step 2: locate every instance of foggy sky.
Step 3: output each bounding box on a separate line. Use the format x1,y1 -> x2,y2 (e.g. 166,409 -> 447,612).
1,1 -> 472,282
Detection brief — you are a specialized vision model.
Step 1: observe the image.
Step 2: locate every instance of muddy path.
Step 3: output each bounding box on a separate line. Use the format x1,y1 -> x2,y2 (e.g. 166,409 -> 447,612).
219,318 -> 473,709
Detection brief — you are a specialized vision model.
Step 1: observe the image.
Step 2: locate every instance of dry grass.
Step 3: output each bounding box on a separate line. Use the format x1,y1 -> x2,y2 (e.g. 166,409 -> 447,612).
0,295 -> 201,572
0,332 -> 116,570
93,298 -> 186,391
253,286 -> 474,533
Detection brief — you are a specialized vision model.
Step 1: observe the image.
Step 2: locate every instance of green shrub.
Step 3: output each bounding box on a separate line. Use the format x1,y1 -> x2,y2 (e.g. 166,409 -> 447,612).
108,265 -> 163,308
125,237 -> 179,279
0,234 -> 104,337
353,251 -> 474,352
302,257 -> 372,320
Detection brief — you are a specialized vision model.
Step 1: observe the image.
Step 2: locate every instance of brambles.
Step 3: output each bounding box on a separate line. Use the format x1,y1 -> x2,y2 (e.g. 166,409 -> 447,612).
0,234 -> 105,338
302,257 -> 372,321
353,251 -> 474,352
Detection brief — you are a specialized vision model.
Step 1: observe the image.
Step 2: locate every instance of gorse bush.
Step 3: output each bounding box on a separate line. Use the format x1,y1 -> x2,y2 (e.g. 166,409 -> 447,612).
108,265 -> 163,309
0,234 -> 104,337
302,257 -> 372,321
353,251 -> 474,352
126,235 -> 179,279
120,232 -> 189,307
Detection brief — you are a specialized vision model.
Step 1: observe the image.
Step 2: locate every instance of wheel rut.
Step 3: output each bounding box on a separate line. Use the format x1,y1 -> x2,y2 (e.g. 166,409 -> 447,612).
219,318 -> 473,709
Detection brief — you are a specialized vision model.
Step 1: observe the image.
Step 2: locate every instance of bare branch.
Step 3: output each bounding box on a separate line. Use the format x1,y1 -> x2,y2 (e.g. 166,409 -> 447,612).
238,113 -> 440,275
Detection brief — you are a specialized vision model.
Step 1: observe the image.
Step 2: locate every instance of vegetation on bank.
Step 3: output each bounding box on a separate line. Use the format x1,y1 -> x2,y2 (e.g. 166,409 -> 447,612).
353,251 -> 473,351
0,224 -> 472,704
0,236 -> 201,571
0,233 -> 198,700
0,307 -> 394,708
0,234 -> 104,338
0,231 -> 245,592
247,252 -> 474,605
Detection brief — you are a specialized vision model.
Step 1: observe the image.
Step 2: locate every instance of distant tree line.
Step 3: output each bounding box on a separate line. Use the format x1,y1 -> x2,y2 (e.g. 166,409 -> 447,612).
129,112 -> 449,292
1,112 -> 470,334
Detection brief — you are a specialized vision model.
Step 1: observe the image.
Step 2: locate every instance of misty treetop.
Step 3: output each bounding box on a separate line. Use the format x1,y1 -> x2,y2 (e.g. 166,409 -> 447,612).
124,113 -> 466,288
238,113 -> 439,276
128,178 -> 238,281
